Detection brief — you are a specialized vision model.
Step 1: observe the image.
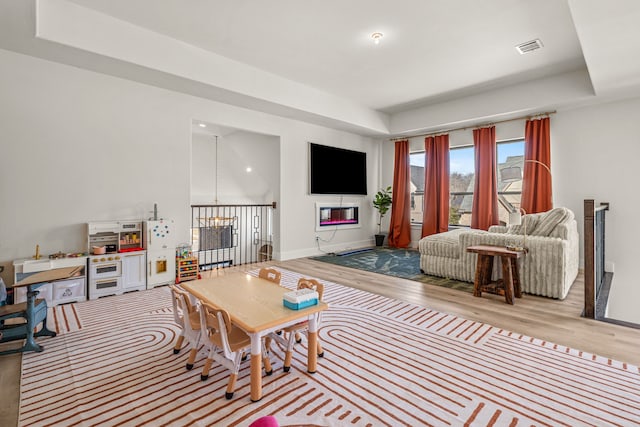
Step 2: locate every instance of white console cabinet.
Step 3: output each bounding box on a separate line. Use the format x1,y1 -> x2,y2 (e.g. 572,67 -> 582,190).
13,256 -> 88,306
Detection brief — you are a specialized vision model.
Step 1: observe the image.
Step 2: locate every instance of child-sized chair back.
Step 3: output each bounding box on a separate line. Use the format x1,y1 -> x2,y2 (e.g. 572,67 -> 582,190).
199,302 -> 234,359
197,301 -> 257,399
169,285 -> 185,327
258,268 -> 281,284
297,278 -> 324,301
170,286 -> 202,364
171,286 -> 199,328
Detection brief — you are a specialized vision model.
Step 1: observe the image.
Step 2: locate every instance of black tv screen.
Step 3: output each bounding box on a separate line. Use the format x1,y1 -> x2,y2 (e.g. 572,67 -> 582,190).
309,143 -> 367,195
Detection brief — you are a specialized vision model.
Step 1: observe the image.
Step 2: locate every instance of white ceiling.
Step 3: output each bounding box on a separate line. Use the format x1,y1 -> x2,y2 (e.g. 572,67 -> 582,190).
2,0 -> 640,135
64,0 -> 586,113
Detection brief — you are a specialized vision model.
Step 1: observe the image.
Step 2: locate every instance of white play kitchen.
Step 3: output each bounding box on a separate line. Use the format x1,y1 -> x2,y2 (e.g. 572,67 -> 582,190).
12,215 -> 178,306
87,220 -> 147,299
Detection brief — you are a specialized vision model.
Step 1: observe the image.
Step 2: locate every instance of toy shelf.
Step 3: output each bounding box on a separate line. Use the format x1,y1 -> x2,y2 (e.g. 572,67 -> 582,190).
176,257 -> 200,283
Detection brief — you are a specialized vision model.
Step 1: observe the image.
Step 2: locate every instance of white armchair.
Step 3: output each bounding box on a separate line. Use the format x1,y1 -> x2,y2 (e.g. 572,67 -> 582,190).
418,207 -> 579,299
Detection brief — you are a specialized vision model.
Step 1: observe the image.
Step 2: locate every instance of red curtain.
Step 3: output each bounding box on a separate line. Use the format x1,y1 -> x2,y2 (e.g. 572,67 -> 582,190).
388,140 -> 411,248
421,135 -> 450,237
471,126 -> 499,230
521,117 -> 552,213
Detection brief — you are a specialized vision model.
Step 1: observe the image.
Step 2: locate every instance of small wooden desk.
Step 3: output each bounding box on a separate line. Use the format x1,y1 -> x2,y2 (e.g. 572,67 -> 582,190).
7,266 -> 82,353
182,272 -> 328,402
466,245 -> 524,305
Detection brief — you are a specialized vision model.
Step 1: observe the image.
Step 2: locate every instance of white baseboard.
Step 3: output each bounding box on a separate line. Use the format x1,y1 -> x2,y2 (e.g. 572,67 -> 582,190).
279,239 -> 374,261
605,261 -> 614,273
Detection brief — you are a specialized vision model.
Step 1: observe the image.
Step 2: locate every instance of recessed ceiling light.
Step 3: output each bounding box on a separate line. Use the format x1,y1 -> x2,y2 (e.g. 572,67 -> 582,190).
246,167 -> 252,173
371,32 -> 383,44
199,123 -> 206,128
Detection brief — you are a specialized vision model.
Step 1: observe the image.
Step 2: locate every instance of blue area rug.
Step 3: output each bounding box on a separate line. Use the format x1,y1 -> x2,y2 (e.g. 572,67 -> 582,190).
312,247 -> 473,292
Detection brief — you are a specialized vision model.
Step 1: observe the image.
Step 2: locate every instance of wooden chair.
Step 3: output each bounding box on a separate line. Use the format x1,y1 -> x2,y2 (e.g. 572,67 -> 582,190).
258,267 -> 281,284
169,286 -> 201,369
198,301 -> 272,399
281,278 -> 325,372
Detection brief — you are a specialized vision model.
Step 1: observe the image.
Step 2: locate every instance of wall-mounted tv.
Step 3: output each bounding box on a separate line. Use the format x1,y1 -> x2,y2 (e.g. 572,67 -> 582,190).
309,143 -> 367,195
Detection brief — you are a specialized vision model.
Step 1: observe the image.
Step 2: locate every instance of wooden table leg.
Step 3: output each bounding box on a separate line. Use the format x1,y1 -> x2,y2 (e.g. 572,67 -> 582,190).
249,334 -> 262,402
510,258 -> 522,298
473,254 -> 493,297
307,315 -> 318,373
473,254 -> 484,297
500,256 -> 515,305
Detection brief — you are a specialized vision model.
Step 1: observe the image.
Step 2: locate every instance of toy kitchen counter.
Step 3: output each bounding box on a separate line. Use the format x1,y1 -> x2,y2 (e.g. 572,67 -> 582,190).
13,255 -> 88,307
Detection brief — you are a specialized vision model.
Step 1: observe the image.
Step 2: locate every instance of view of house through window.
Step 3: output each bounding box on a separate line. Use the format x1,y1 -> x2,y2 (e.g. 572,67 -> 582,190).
410,139 -> 524,227
409,152 -> 425,224
496,140 -> 525,224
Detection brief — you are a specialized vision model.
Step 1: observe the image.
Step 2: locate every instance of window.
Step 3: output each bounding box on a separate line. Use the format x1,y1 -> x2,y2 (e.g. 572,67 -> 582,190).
409,139 -> 524,227
449,146 -> 475,226
496,139 -> 524,224
409,152 -> 425,224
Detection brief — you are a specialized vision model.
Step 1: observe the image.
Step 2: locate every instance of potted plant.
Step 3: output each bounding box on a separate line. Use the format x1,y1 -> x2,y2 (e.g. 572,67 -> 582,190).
373,186 -> 392,246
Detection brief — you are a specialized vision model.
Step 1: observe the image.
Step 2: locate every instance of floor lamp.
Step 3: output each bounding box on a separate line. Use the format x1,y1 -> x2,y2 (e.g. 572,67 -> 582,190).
507,208 -> 527,252
507,159 -> 551,252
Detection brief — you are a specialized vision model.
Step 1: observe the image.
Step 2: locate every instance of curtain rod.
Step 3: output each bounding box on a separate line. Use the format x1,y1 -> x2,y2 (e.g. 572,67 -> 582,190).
389,110 -> 556,142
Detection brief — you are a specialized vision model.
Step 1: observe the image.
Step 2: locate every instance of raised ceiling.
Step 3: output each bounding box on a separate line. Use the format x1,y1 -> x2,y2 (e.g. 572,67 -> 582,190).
63,0 -> 587,113
1,0 -> 640,135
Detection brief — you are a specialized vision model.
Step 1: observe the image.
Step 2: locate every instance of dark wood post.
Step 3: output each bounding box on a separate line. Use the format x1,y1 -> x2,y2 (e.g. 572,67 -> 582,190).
584,199 -> 595,318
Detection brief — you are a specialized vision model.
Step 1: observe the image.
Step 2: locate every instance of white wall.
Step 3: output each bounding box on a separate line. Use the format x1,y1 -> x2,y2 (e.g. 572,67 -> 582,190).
552,97 -> 640,323
191,131 -> 280,205
191,133 -> 217,205
0,48 -> 378,285
390,69 -> 594,134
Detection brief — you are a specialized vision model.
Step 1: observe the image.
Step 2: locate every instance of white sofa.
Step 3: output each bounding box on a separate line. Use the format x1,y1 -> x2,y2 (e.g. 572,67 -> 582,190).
418,207 -> 579,299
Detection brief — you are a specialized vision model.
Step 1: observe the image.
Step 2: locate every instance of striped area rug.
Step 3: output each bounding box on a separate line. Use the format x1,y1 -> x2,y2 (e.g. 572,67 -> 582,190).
20,268 -> 640,426
47,303 -> 83,334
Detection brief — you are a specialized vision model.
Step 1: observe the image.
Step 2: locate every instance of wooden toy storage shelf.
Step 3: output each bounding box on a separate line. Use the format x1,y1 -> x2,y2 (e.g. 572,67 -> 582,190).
176,257 -> 200,283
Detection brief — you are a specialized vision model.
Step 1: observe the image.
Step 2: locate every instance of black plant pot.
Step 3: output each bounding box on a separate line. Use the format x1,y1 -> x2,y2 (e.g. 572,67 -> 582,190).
374,234 -> 385,247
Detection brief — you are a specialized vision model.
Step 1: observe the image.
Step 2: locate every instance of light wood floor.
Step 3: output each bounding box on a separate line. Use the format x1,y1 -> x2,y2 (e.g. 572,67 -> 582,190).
2,257 -> 639,427
268,258 -> 640,367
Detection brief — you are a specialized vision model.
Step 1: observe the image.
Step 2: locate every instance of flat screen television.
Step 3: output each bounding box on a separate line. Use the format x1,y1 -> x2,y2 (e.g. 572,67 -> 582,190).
309,143 -> 367,195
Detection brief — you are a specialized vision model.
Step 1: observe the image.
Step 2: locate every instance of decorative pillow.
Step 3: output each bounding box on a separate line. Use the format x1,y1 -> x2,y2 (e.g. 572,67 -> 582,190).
529,207 -> 571,237
506,214 -> 541,235
506,224 -> 524,235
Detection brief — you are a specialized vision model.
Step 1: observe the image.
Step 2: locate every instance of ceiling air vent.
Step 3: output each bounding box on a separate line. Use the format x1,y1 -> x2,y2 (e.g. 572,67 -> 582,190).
515,39 -> 543,55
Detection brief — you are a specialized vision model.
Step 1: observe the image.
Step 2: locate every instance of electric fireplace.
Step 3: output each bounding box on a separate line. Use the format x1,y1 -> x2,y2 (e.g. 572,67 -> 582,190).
315,203 -> 360,231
